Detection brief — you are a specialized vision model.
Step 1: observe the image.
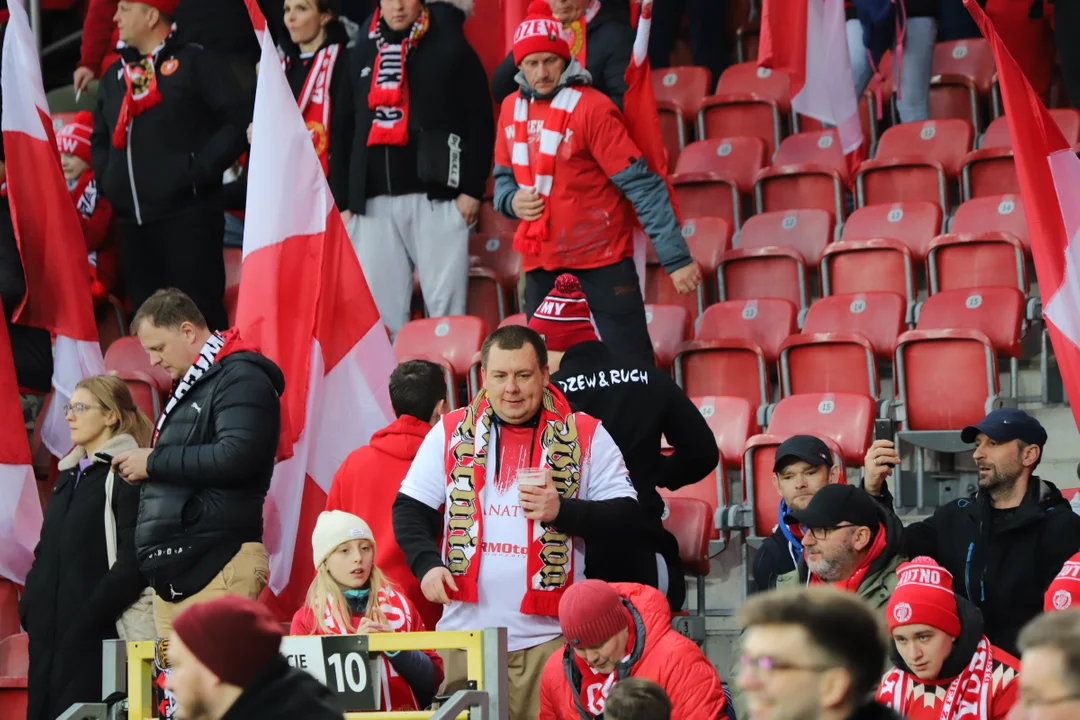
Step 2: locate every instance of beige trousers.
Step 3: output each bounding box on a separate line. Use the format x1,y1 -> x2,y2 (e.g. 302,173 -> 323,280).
439,635 -> 564,719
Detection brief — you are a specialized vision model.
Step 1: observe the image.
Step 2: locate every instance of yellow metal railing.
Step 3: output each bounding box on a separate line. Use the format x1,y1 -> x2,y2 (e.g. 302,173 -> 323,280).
127,631 -> 491,719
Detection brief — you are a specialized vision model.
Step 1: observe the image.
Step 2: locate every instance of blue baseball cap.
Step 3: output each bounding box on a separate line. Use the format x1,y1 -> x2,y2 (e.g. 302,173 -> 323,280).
960,408 -> 1047,447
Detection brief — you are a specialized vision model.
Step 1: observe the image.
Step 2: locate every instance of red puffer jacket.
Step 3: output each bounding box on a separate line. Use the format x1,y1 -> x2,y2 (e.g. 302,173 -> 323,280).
538,583 -> 729,720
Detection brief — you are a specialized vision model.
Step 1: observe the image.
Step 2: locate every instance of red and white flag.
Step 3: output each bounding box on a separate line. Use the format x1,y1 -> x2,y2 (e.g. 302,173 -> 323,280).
240,1 -> 395,617
759,0 -> 863,154
966,0 -> 1080,428
0,317 -> 42,585
1,0 -> 105,458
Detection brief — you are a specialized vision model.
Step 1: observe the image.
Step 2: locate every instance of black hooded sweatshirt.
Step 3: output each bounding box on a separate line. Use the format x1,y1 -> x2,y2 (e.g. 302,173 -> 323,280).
870,475 -> 1080,656
220,656 -> 345,720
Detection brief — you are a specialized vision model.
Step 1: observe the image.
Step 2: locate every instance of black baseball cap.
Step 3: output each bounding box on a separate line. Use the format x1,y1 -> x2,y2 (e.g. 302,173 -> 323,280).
773,435 -> 834,473
783,484 -> 879,530
960,408 -> 1047,447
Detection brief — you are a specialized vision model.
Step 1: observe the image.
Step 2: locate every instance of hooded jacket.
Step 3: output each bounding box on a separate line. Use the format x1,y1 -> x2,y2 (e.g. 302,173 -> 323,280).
552,340 -> 719,610
750,500 -> 803,593
340,0 -> 494,215
492,60 -> 690,274
491,0 -> 634,109
20,434 -> 148,720
877,596 -> 1019,719
538,583 -> 729,720
871,475 -> 1080,656
326,414 -> 442,630
137,331 -> 284,600
220,655 -> 345,720
775,502 -> 907,609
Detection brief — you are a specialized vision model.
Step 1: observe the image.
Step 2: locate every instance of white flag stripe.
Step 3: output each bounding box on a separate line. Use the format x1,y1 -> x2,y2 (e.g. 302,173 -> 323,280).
1044,149 -> 1080,348
40,336 -> 106,457
0,464 -> 41,584
0,0 -> 49,140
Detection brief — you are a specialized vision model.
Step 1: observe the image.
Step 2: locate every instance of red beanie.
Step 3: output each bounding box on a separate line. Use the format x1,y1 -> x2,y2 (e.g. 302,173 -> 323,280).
528,273 -> 599,352
559,579 -> 631,647
55,111 -> 94,166
513,0 -> 571,65
886,557 -> 962,637
1046,552 -> 1080,611
172,596 -> 283,688
139,0 -> 180,15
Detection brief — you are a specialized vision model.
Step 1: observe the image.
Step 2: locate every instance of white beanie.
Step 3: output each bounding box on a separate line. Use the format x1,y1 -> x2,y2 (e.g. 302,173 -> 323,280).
311,510 -> 376,569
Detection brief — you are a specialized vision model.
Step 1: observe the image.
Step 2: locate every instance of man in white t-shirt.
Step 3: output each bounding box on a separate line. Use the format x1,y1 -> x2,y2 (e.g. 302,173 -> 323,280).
392,325 -> 641,719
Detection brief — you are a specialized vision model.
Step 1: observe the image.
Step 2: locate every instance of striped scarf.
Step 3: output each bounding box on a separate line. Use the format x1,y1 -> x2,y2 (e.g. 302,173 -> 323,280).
510,86 -> 583,256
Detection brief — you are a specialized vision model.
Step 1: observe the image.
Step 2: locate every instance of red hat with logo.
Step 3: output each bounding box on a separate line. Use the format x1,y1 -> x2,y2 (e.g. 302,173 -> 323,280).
1045,552 -> 1080,611
55,111 -> 94,165
513,0 -> 571,65
527,273 -> 599,352
885,556 -> 962,637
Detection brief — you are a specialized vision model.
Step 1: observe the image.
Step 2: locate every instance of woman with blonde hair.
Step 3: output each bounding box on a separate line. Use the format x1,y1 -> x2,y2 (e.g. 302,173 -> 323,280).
290,510 -> 443,710
20,375 -> 155,720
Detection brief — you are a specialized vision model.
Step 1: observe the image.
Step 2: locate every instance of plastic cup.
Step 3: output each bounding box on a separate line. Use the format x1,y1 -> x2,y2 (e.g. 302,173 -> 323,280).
516,468 -> 547,487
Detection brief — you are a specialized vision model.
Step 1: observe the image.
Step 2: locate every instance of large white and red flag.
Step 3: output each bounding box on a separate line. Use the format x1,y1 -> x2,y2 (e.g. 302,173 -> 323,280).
1,0 -> 105,459
0,316 -> 43,585
965,0 -> 1080,427
240,0 -> 396,618
758,0 -> 863,156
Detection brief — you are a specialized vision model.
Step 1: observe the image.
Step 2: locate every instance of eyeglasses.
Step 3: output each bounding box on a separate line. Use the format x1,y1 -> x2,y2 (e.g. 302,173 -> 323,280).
801,524 -> 857,541
63,403 -> 107,416
738,654 -> 834,680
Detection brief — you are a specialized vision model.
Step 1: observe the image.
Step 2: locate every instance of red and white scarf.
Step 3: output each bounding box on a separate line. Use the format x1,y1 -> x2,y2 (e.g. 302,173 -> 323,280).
153,330 -> 227,445
808,523 -> 889,592
878,636 -> 995,720
442,386 -> 583,616
366,8 -> 430,147
322,585 -> 427,711
70,171 -> 98,221
561,0 -> 602,66
286,44 -> 340,175
113,35 -> 171,149
574,617 -> 635,717
510,86 -> 583,256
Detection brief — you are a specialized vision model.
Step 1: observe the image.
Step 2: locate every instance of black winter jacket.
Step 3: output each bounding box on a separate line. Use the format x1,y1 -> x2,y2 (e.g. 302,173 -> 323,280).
91,36 -> 251,225
491,0 -> 634,109
220,656 -> 345,720
871,475 -> 1080,655
552,341 -> 719,609
340,8 -> 494,214
751,523 -> 799,593
20,436 -> 148,720
137,339 -> 284,599
281,21 -> 353,209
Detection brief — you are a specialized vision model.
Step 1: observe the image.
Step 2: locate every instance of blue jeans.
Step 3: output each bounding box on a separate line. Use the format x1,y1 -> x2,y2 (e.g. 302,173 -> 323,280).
846,17 -> 938,123
223,213 -> 244,249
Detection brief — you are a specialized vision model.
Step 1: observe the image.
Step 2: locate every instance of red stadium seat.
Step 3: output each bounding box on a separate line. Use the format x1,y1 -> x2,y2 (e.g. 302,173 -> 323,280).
856,119 -> 974,212
661,497 -> 716,574
717,247 -> 809,312
467,266 -> 508,335
821,238 -> 916,310
393,316 -> 487,391
644,217 -> 733,318
223,248 -> 242,291
736,23 -> 760,62
959,147 -> 1017,199
926,232 -> 1028,295
715,62 -> 792,113
696,298 -> 798,364
499,313 -> 527,328
0,632 -> 28,720
801,292 -> 907,358
657,100 -> 689,171
979,115 -> 1011,149
737,208 -> 834,264
766,393 -> 875,466
671,173 -> 742,228
96,295 -> 127,355
478,199 -> 518,235
674,338 -> 770,409
0,582 -> 18,644
916,287 -> 1025,358
698,94 -> 784,158
839,201 -> 943,261
104,336 -> 173,420
929,39 -> 995,129
469,232 -> 521,292
646,304 -> 691,371
675,137 -> 769,194
895,329 -> 1000,430
949,194 -> 1028,253
779,333 -> 879,398
1050,108 -> 1080,145
653,66 -> 712,116
689,395 -> 757,470
754,130 -> 848,221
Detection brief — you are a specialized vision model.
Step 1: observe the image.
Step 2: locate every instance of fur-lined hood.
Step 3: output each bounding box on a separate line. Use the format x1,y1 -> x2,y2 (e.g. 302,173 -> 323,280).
426,0 -> 474,17
58,433 -> 140,472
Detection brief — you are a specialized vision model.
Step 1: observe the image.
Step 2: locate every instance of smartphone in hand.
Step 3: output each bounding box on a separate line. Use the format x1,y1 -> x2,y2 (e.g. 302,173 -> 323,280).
874,419 -> 895,443
95,452 -> 114,464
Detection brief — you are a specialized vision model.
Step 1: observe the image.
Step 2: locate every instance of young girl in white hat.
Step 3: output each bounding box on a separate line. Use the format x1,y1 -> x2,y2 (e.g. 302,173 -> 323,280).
290,510 -> 443,710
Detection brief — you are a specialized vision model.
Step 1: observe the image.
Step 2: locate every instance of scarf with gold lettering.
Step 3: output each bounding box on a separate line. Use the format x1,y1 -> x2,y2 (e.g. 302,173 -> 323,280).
366,7 -> 430,147
112,33 -> 173,149
442,385 -> 582,616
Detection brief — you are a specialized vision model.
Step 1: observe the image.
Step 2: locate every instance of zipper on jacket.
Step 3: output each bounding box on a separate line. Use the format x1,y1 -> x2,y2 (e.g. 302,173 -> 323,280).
126,122 -> 143,226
